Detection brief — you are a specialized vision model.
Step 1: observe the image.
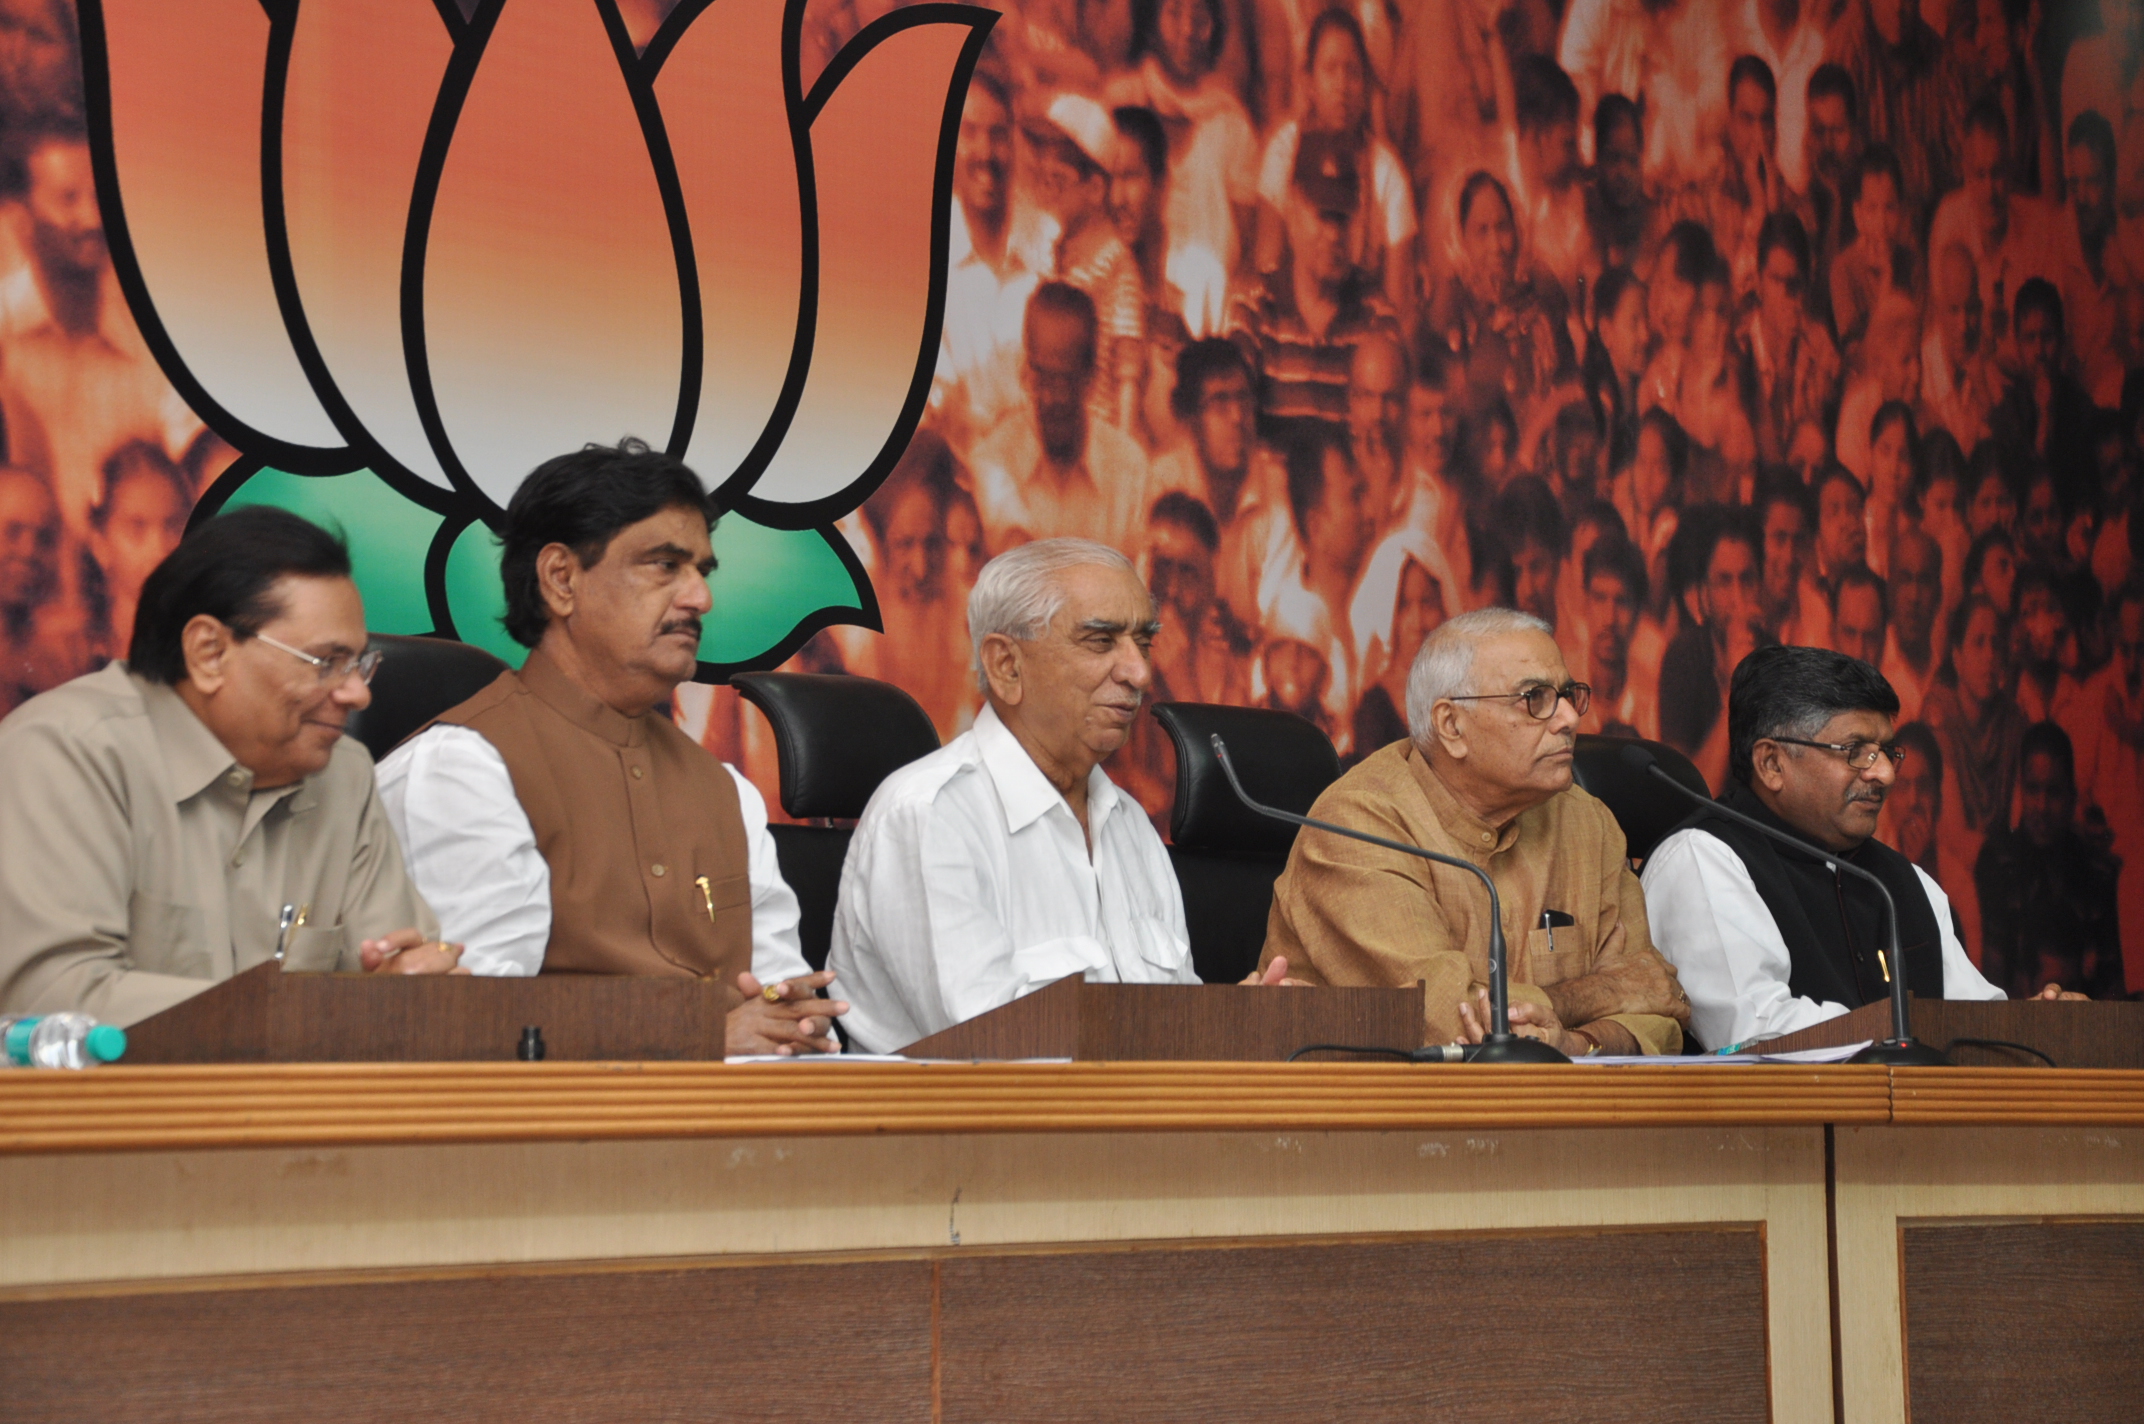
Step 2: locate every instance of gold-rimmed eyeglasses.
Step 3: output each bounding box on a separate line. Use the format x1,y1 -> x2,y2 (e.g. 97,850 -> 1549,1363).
255,632 -> 385,687
1767,736 -> 1906,770
1446,681 -> 1592,721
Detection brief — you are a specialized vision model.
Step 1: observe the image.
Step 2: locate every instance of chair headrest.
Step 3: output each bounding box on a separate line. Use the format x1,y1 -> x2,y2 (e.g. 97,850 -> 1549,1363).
1570,733 -> 1711,862
1151,702 -> 1342,854
346,634 -> 512,763
731,672 -> 940,820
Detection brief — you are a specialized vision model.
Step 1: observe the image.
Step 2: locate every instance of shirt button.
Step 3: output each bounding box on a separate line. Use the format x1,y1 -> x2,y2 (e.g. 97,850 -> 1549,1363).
1481,832 -> 1493,844
651,863 -> 666,877
630,766 -> 644,779
232,850 -> 246,867
226,771 -> 245,788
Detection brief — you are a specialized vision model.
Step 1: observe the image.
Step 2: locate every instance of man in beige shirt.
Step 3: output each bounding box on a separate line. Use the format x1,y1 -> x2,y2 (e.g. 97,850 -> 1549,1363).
0,507 -> 455,1027
1260,607 -> 1688,1055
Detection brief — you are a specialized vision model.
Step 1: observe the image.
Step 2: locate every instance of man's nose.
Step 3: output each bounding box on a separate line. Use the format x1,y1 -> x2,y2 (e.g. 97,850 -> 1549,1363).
1117,638 -> 1153,690
330,672 -> 372,713
1547,691 -> 1581,735
680,574 -> 714,614
1863,753 -> 1897,788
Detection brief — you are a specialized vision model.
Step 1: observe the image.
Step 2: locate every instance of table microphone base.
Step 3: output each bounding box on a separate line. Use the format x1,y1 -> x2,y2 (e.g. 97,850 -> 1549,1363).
1848,1037 -> 1948,1066
1468,1033 -> 1574,1065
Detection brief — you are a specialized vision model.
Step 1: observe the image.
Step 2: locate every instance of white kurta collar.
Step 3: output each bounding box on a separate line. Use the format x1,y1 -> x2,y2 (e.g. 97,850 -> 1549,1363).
972,703 -> 1120,838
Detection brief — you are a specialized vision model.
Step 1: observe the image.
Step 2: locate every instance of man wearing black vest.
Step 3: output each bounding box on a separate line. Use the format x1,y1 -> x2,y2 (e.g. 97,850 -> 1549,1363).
1640,645 -> 2072,1052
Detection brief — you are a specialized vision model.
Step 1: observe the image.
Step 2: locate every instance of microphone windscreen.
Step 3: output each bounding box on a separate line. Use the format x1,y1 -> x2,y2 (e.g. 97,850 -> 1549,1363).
1617,741 -> 1659,775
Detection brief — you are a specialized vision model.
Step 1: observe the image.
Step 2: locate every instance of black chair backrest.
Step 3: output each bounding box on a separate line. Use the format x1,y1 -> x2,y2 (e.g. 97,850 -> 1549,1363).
730,672 -> 940,820
766,826 -> 844,973
1571,733 -> 1711,862
345,633 -> 512,763
1151,702 -> 1343,984
731,672 -> 941,972
1150,702 -> 1343,854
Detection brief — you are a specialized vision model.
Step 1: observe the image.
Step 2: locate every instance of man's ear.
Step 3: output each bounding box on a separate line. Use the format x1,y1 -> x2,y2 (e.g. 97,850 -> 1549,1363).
179,614 -> 231,694
979,632 -> 1024,706
535,543 -> 580,622
1751,739 -> 1788,793
1429,698 -> 1469,761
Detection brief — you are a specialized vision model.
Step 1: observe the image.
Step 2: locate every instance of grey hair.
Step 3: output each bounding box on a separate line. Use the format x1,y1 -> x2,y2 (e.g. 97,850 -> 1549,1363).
967,537 -> 1138,682
1404,607 -> 1553,743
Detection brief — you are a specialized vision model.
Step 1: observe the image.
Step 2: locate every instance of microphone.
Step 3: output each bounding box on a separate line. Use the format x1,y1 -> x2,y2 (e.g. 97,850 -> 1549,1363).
1210,734 -> 1570,1064
1616,742 -> 1944,1066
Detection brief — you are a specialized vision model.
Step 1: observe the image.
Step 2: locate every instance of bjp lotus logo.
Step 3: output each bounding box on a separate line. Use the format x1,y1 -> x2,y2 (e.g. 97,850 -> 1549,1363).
81,0 -> 994,672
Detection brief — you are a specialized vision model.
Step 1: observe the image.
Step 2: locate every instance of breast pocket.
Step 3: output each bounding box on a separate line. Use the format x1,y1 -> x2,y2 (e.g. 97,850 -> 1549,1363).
282,924 -> 352,973
1522,926 -> 1593,989
1012,937 -> 1111,988
700,873 -> 750,913
125,893 -> 215,980
1126,914 -> 1191,981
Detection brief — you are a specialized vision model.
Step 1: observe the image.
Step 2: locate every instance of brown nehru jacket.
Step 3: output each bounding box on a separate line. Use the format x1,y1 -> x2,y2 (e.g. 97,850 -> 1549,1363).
1259,738 -> 1683,1053
432,649 -> 752,1003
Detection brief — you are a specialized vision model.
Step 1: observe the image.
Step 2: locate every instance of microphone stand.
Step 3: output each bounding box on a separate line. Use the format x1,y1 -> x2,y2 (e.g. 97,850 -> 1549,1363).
1621,745 -> 1945,1066
1211,734 -> 1570,1064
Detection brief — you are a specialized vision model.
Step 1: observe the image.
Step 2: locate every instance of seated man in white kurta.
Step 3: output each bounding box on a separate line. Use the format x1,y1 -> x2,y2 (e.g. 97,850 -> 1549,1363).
830,538 -> 1279,1053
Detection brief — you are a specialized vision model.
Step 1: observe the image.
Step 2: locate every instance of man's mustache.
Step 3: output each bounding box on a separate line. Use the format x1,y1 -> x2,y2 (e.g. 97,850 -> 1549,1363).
659,617 -> 703,640
1845,784 -> 1887,809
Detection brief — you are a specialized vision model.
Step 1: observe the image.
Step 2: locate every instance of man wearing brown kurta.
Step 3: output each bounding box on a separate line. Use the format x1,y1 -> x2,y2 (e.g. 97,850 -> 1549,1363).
379,441 -> 842,1055
1261,608 -> 1687,1054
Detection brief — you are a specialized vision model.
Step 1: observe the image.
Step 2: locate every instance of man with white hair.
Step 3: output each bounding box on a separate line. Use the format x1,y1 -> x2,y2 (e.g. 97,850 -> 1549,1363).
1259,608 -> 1689,1055
831,538 -> 1284,1052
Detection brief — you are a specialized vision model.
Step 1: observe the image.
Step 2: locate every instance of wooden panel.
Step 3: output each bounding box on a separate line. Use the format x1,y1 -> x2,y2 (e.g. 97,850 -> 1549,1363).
0,1257 -> 932,1423
0,1061 -> 1893,1155
1760,997 -> 2144,1069
1076,982 -> 1426,1061
900,978 -> 1427,1061
902,971 -> 1084,1058
127,961 -> 732,1064
1903,1222 -> 2144,1424
1890,1068 -> 2144,1125
1830,1125 -> 2144,1424
939,1230 -> 1770,1423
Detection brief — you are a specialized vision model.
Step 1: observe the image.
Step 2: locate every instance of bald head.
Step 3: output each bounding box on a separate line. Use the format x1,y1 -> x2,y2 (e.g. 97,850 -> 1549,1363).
1348,334 -> 1407,453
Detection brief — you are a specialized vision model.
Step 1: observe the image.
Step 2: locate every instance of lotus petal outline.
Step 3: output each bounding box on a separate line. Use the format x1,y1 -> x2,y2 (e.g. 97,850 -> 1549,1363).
78,0 -> 996,673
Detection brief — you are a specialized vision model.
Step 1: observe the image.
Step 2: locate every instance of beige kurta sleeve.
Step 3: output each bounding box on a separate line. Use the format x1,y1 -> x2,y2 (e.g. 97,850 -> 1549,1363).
0,716 -> 209,1025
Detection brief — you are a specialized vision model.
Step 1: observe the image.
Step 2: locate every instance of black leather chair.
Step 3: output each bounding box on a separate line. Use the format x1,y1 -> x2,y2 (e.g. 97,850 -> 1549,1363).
729,672 -> 941,970
345,633 -> 512,763
1571,733 -> 1710,862
1150,702 -> 1342,984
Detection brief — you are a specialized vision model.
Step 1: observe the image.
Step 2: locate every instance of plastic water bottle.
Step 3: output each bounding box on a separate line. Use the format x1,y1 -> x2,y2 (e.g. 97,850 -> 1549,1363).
0,1014 -> 28,1067
3,1013 -> 127,1069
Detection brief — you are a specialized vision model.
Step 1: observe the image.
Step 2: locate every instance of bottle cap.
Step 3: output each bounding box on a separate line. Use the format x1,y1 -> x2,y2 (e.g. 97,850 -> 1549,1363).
4,1017 -> 38,1066
86,1025 -> 127,1064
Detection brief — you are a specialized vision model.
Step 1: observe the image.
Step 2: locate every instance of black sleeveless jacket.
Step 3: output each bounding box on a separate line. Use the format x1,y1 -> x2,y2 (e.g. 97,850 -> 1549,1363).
1673,781 -> 1945,1009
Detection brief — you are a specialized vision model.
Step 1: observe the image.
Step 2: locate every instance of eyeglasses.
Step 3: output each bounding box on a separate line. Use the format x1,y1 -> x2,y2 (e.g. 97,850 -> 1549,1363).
255,632 -> 385,687
1767,736 -> 1906,770
1447,681 -> 1592,721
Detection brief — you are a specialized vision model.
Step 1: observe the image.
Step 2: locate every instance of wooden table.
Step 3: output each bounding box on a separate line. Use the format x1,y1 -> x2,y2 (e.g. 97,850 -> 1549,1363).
1,1063 -> 2137,1423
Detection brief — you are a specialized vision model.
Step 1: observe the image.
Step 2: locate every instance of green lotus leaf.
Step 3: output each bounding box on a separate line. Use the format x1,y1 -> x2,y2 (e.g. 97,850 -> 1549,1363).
217,467 -> 444,636
441,513 -> 873,672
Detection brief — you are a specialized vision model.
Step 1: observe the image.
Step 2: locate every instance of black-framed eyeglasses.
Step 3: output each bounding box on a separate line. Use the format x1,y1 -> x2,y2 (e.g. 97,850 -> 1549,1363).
1447,681 -> 1592,721
1767,736 -> 1906,770
256,633 -> 385,687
